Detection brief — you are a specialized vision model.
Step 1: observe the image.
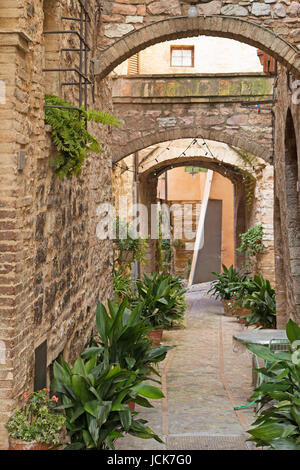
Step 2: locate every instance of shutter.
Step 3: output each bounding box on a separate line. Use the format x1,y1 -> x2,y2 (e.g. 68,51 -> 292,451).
128,53 -> 140,75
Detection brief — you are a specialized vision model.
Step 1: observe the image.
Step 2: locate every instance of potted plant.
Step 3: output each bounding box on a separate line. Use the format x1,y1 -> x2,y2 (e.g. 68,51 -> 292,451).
246,320 -> 300,450
242,275 -> 276,328
134,273 -> 187,340
113,218 -> 148,271
52,354 -> 164,450
6,389 -> 65,450
83,300 -> 174,411
227,277 -> 255,320
208,265 -> 248,314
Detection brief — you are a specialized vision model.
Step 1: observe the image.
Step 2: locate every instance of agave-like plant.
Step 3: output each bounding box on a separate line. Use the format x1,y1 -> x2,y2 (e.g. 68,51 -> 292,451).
247,320 -> 300,450
242,274 -> 276,328
52,353 -> 164,450
208,264 -> 248,300
134,273 -> 187,328
84,300 -> 174,379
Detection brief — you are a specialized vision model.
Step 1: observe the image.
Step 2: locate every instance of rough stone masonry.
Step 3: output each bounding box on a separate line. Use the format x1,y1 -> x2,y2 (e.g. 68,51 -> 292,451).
0,0 -> 113,449
0,0 -> 300,451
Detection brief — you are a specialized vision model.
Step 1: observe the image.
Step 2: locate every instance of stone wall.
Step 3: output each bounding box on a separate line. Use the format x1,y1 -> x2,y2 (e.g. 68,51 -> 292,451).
274,66 -> 300,327
0,0 -> 113,448
112,73 -> 274,162
95,6 -> 300,78
247,165 -> 275,285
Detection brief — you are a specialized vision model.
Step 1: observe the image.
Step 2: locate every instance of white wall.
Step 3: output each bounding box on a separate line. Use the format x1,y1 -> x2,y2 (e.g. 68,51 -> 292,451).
114,37 -> 263,75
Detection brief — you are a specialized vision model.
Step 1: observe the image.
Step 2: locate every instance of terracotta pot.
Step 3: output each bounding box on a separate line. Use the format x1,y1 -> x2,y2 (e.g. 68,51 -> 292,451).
235,307 -> 252,324
222,299 -> 233,315
128,401 -> 135,411
8,437 -> 54,450
148,328 -> 163,345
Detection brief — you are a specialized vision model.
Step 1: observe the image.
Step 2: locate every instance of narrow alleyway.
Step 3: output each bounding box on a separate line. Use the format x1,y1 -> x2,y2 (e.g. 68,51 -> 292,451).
117,283 -> 256,450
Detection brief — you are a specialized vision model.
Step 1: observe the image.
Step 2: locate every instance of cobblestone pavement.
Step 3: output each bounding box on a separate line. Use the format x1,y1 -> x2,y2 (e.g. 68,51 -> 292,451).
116,283 -> 256,450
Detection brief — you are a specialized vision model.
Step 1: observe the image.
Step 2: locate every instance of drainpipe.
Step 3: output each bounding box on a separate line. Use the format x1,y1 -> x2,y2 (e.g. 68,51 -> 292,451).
188,170 -> 214,286
165,170 -> 168,204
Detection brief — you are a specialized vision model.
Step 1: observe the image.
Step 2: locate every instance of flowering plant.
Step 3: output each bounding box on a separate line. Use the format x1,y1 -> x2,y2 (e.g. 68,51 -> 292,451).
5,389 -> 65,445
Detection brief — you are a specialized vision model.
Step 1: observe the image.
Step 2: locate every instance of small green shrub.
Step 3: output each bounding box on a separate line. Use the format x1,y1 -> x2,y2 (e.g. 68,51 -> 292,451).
113,269 -> 134,303
242,274 -> 276,328
237,225 -> 265,262
84,300 -> 174,378
208,265 -> 247,301
134,273 -> 187,328
6,389 -> 65,445
247,320 -> 300,450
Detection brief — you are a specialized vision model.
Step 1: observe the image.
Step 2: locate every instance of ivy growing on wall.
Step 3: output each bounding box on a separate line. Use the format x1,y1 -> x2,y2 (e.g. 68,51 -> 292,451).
44,94 -> 121,179
230,147 -> 259,209
237,224 -> 265,259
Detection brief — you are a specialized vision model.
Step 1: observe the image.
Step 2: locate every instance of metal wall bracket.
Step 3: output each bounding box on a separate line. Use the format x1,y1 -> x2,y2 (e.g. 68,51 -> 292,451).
17,150 -> 26,171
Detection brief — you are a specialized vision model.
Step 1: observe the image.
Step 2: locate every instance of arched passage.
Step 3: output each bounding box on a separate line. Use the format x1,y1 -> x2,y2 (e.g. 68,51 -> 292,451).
136,157 -> 249,279
113,127 -> 273,164
113,136 -> 274,281
95,16 -> 300,79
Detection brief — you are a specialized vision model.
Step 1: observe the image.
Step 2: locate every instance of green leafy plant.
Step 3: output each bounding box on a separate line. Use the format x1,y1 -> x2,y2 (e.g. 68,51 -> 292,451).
242,274 -> 276,329
237,225 -> 265,265
161,238 -> 172,273
44,94 -> 121,179
184,258 -> 192,281
231,147 -> 258,208
172,239 -> 185,248
84,300 -> 174,380
247,320 -> 300,450
208,265 -> 247,301
113,269 -> 135,303
5,389 -> 65,445
52,353 -> 164,450
134,273 -> 187,328
114,218 -> 148,270
156,207 -> 172,273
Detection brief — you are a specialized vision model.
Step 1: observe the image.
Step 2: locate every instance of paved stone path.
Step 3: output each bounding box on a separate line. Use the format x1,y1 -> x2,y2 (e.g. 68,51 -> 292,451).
117,284 -> 256,450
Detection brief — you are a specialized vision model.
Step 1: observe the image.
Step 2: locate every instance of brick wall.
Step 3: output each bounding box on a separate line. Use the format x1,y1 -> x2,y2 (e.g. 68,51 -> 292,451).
274,67 -> 300,326
0,0 -> 113,448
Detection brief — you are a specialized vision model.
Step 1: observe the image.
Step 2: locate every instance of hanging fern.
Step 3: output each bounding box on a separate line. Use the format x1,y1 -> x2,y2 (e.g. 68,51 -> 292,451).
44,94 -> 121,179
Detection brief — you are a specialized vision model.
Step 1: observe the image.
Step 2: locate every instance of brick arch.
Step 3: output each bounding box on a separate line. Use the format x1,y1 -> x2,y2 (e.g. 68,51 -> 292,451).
95,16 -> 300,79
112,127 -> 272,164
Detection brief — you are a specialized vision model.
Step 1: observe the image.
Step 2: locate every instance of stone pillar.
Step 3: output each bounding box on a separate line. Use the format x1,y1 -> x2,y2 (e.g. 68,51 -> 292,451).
138,173 -> 158,275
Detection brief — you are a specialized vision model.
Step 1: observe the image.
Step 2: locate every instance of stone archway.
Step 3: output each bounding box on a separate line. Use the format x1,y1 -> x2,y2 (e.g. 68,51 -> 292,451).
114,137 -> 275,282
111,72 -> 274,164
95,16 -> 300,79
113,127 -> 272,164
